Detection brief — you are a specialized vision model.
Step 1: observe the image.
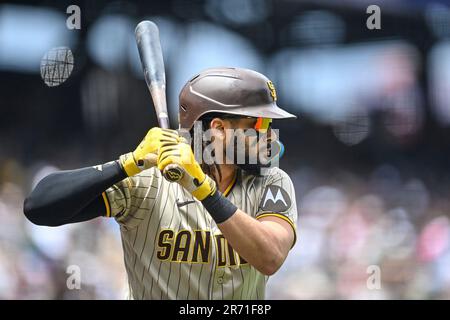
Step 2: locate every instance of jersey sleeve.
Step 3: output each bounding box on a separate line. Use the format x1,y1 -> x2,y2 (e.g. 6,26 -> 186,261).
102,167 -> 162,228
255,167 -> 298,247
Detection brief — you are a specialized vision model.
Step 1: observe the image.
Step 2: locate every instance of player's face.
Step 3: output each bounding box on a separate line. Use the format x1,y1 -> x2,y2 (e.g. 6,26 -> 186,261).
222,117 -> 276,167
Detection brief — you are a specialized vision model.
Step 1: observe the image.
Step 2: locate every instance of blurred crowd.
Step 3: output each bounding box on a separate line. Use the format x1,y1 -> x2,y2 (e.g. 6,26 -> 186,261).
0,160 -> 127,299
1,157 -> 449,299
268,163 -> 450,299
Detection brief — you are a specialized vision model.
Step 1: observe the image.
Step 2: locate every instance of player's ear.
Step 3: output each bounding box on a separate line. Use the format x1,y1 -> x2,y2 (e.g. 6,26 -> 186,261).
209,118 -> 226,141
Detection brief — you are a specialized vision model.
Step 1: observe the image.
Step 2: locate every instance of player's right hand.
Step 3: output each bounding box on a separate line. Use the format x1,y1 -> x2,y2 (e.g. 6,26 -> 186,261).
157,141 -> 216,201
119,127 -> 183,177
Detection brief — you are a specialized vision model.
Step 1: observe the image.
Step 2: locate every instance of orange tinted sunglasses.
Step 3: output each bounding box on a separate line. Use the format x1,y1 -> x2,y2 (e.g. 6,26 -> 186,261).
254,117 -> 272,131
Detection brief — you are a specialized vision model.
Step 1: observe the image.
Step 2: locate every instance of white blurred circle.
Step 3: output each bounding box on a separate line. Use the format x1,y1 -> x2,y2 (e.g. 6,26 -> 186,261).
40,46 -> 74,87
333,108 -> 370,146
87,14 -> 134,71
205,0 -> 271,26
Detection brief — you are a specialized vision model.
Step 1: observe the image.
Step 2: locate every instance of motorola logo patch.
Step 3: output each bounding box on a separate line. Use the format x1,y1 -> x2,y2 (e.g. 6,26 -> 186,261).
259,185 -> 291,212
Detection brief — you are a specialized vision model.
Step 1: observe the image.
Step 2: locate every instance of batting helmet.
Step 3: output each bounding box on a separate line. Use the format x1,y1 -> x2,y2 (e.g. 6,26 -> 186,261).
178,67 -> 296,130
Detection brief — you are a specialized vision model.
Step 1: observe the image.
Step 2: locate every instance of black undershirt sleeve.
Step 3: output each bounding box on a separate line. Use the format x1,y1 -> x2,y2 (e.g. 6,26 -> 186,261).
23,161 -> 127,226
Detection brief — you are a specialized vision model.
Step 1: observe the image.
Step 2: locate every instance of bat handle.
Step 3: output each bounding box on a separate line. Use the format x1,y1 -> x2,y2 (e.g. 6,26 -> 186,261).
163,164 -> 184,182
158,118 -> 184,182
156,116 -> 184,183
158,115 -> 170,130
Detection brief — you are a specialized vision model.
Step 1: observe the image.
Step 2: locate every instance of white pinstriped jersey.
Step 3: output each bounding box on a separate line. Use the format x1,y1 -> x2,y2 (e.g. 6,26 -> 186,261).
102,166 -> 297,300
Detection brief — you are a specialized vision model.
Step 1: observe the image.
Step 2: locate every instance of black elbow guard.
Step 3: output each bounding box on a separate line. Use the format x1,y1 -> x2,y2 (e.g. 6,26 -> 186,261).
22,161 -> 126,226
23,195 -> 48,226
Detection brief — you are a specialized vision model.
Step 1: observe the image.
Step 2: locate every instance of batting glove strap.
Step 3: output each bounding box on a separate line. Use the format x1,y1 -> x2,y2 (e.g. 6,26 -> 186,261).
201,190 -> 238,224
119,152 -> 140,177
191,174 -> 216,201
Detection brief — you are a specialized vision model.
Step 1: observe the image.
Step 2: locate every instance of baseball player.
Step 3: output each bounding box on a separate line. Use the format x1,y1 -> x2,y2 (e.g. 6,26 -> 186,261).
24,67 -> 298,300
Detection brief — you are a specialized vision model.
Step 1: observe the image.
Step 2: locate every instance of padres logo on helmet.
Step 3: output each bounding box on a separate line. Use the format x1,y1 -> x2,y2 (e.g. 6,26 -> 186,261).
267,81 -> 277,101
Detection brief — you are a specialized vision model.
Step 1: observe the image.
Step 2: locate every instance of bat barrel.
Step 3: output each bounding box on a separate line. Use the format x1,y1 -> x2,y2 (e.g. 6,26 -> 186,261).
135,21 -> 165,87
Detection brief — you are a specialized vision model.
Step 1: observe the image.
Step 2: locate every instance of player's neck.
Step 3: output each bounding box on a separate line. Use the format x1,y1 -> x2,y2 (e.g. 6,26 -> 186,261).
215,164 -> 237,193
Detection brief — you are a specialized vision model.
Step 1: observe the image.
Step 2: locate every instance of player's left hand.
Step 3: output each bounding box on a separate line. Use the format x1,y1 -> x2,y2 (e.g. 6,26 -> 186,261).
157,142 -> 216,201
120,127 -> 183,177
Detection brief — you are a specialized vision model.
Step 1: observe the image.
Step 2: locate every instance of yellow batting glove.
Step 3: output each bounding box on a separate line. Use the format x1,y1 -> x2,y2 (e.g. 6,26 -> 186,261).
157,142 -> 216,201
120,128 -> 182,177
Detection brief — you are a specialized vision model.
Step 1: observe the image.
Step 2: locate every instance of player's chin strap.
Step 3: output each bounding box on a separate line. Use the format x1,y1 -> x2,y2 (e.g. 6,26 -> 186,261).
237,140 -> 285,176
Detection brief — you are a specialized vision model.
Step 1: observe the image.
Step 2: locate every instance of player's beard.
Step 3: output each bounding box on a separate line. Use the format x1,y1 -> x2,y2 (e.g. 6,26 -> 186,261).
230,132 -> 284,176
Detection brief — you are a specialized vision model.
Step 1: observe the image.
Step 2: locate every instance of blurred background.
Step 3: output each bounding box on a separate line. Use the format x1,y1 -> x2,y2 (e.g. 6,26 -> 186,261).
1,0 -> 450,299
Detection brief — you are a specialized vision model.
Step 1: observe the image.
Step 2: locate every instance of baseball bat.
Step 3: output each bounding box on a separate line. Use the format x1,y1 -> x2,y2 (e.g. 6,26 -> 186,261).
135,20 -> 183,182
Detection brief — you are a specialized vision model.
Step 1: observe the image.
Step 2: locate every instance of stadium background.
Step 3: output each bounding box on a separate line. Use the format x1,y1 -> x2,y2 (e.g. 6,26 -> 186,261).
1,0 -> 450,299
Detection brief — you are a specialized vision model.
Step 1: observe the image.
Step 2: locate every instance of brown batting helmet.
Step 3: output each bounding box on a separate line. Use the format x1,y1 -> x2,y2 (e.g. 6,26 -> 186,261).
178,67 -> 296,130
